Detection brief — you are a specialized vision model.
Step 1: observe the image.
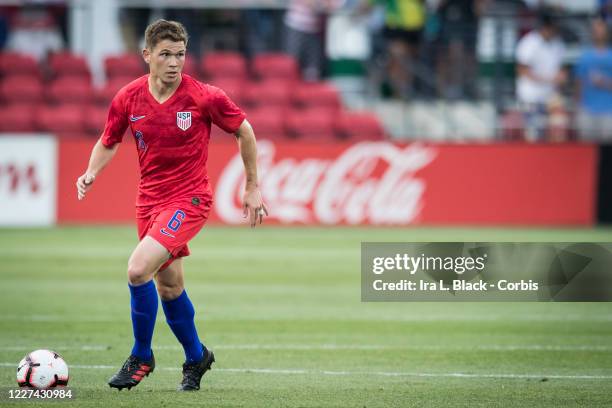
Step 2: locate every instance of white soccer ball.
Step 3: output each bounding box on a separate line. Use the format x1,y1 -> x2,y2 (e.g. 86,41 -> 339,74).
16,349 -> 69,389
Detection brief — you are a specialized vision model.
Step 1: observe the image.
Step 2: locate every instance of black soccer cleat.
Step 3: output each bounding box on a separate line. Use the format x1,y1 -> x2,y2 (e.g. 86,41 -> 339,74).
178,347 -> 215,391
108,352 -> 155,391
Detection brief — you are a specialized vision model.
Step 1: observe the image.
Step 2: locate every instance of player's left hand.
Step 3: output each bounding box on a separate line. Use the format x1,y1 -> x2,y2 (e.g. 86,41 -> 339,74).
242,186 -> 268,228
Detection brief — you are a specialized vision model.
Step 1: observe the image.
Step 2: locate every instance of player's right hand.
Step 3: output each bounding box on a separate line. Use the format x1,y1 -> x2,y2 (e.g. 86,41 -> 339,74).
76,173 -> 96,200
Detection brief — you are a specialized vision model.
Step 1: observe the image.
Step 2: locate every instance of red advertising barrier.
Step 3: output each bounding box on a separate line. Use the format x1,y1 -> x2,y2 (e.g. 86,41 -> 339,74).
57,138 -> 597,226
58,138 -> 139,223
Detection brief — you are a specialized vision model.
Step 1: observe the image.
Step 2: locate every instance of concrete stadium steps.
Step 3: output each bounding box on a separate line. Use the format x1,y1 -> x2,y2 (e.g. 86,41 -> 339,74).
372,100 -> 497,141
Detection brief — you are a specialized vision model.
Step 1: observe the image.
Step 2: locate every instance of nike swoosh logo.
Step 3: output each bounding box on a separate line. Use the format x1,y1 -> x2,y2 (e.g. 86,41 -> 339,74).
129,115 -> 146,122
160,228 -> 175,238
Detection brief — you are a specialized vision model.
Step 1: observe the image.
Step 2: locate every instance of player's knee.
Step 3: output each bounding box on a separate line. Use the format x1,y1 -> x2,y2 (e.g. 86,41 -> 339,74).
127,262 -> 153,285
157,282 -> 184,301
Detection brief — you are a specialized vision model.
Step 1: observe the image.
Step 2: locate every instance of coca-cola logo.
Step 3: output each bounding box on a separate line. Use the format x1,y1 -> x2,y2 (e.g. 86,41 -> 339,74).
0,162 -> 40,194
215,141 -> 436,225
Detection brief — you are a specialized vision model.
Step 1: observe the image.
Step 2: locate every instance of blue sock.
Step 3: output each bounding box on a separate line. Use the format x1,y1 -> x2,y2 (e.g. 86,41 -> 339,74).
162,290 -> 205,363
129,280 -> 158,361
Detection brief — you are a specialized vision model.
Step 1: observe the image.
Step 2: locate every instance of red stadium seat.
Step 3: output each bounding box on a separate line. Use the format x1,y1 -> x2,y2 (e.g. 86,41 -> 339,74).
286,107 -> 336,141
242,79 -> 292,109
36,104 -> 86,137
293,82 -> 341,110
0,76 -> 44,104
47,77 -> 94,104
207,78 -> 245,105
48,52 -> 91,80
83,105 -> 109,137
246,107 -> 287,140
0,103 -> 38,132
336,111 -> 385,141
252,53 -> 299,81
0,52 -> 40,78
105,54 -> 146,79
201,52 -> 247,80
95,76 -> 135,105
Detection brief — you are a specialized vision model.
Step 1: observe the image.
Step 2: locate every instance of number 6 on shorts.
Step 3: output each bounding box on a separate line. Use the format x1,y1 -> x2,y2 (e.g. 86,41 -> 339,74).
167,210 -> 185,232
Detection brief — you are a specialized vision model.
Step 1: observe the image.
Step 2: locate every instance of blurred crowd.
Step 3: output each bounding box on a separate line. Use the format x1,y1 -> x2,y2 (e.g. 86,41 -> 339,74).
0,4 -> 66,62
360,0 -> 487,100
0,1 -> 611,142
512,6 -> 612,143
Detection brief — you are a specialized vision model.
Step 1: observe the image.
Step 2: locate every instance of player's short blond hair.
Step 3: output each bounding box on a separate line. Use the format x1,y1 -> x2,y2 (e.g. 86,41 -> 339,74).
144,19 -> 189,50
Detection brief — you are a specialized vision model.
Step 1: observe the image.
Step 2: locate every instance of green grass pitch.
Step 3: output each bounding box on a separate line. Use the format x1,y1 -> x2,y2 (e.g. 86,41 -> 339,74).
1,225 -> 612,407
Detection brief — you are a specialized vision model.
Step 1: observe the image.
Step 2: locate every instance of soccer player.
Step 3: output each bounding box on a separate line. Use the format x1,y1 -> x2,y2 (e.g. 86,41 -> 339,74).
75,19 -> 268,391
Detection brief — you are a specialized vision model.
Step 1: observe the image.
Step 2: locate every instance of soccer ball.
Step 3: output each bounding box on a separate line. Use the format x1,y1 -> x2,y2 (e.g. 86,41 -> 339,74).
16,349 -> 69,389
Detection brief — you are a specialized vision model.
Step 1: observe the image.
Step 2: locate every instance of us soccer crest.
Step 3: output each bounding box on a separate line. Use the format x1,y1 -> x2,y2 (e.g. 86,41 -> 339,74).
176,112 -> 192,131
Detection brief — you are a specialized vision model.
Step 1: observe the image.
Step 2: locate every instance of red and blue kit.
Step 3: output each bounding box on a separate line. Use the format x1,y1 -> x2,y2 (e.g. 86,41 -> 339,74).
101,74 -> 245,265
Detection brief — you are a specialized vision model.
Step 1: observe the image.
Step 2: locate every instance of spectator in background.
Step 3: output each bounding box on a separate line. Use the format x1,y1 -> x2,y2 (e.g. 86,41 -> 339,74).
435,0 -> 488,99
575,18 -> 612,142
370,0 -> 425,99
243,10 -> 279,57
6,5 -> 63,61
0,9 -> 10,50
284,0 -> 344,81
515,11 -> 566,141
599,0 -> 612,25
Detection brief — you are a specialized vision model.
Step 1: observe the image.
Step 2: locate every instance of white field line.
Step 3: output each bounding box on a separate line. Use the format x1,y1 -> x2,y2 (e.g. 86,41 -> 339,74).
0,247 -> 356,259
0,344 -> 611,352
3,314 -> 612,323
0,362 -> 609,380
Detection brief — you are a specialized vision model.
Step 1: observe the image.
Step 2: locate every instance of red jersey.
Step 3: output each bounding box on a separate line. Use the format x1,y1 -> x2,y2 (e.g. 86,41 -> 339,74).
101,74 -> 245,217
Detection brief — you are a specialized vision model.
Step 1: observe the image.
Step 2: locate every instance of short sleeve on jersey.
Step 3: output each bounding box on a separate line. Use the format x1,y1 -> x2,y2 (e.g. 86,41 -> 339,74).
208,87 -> 246,134
101,92 -> 129,147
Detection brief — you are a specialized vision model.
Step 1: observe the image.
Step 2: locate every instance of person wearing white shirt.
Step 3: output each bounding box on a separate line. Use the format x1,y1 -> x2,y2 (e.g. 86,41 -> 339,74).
7,7 -> 64,62
515,12 -> 567,140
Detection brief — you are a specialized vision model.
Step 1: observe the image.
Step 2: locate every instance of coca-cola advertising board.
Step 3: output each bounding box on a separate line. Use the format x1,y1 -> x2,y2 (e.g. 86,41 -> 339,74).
0,136 -> 57,226
57,138 -> 596,226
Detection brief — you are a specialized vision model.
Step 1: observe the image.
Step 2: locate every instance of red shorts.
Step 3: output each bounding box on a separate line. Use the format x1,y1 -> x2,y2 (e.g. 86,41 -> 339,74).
137,197 -> 211,270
